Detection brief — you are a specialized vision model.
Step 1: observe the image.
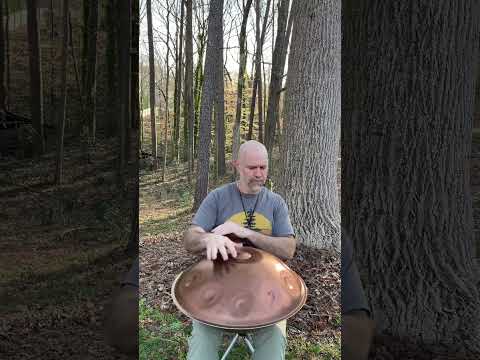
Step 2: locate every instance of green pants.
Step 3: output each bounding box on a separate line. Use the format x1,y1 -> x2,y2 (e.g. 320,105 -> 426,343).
187,320 -> 287,360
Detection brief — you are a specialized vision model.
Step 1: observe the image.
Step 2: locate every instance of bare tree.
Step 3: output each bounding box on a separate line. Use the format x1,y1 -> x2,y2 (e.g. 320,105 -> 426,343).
173,0 -> 185,163
84,0 -> 98,144
193,0 -> 224,210
147,0 -> 157,168
185,0 -> 195,181
0,1 -> 5,111
26,0 -> 45,155
247,0 -> 271,141
343,0 -> 480,353
231,0 -> 254,175
264,0 -> 293,154
55,0 -> 70,185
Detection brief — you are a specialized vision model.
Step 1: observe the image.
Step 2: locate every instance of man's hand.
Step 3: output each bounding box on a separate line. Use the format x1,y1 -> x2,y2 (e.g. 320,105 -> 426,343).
212,221 -> 253,239
204,233 -> 243,261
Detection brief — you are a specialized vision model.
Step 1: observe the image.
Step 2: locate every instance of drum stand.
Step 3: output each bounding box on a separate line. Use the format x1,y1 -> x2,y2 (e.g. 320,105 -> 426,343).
220,333 -> 255,360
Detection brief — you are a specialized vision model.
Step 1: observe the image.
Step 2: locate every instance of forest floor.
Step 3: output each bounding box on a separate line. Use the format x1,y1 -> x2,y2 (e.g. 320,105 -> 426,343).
0,135 -> 137,360
138,162 -> 341,359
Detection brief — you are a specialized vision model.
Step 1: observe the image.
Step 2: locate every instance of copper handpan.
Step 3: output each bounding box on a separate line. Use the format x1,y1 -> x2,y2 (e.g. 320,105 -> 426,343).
171,246 -> 307,330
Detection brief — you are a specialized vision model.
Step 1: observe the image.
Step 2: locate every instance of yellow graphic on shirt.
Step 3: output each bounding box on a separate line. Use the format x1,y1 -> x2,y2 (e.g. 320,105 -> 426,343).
228,212 -> 272,235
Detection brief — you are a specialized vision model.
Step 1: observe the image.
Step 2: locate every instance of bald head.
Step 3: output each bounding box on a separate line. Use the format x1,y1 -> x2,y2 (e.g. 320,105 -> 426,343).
238,140 -> 268,163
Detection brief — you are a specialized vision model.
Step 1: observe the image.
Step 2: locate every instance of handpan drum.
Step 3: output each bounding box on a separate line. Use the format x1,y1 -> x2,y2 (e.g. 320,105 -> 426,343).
171,246 -> 308,330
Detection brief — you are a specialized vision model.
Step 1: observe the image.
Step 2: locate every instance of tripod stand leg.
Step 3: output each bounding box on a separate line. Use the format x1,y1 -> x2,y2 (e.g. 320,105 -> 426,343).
244,334 -> 255,354
220,333 -> 239,360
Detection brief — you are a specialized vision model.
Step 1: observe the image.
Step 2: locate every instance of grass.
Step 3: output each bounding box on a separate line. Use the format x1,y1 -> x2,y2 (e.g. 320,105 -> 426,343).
140,298 -> 340,360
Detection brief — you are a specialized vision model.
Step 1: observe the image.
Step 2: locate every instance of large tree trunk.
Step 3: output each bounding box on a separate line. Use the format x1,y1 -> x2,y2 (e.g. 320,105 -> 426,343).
146,0 -> 157,168
342,0 -> 480,353
55,0 -> 69,186
193,0 -> 224,211
264,0 -> 292,155
231,0 -> 254,171
184,0 -> 194,182
278,0 -> 340,250
26,0 -> 45,155
84,0 -> 98,143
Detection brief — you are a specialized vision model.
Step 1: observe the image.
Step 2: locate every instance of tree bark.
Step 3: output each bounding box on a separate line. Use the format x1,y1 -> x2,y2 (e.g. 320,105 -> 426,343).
162,1 -> 172,182
232,0 -> 254,170
185,0 -> 194,182
131,0 -> 140,131
193,0 -> 224,210
214,27 -> 225,178
146,0 -> 157,167
343,0 -> 480,352
264,0 -> 292,154
278,0 -> 340,250
26,0 -> 45,155
193,30 -> 206,160
55,0 -> 69,185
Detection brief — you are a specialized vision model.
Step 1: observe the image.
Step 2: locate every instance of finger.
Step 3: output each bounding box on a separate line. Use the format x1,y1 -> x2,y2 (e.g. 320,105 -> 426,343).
211,245 -> 217,260
226,241 -> 237,258
218,245 -> 229,261
206,245 -> 211,260
234,242 -> 243,249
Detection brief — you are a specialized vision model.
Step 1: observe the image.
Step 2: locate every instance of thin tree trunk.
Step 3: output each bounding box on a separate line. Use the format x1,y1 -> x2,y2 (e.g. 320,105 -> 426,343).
26,0 -> 45,155
278,0 -> 340,250
265,0 -> 292,154
106,0 -> 117,137
162,2 -> 172,182
173,0 -> 185,163
214,29 -> 225,177
85,0 -> 98,144
4,0 -> 10,110
232,0 -> 254,173
193,0 -> 224,210
56,0 -> 69,185
131,0 -> 140,131
146,0 -> 157,167
185,0 -> 194,182
118,0 -> 131,184
0,1 -> 5,110
343,0 -> 480,352
193,31 -> 206,160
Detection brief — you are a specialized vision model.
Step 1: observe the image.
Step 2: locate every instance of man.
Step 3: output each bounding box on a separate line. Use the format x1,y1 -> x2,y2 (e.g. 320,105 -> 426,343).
183,140 -> 295,360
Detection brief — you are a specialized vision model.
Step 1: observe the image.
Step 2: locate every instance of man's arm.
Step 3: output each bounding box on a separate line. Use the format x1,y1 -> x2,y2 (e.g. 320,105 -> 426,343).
212,221 -> 296,260
183,225 -> 209,254
247,231 -> 296,260
183,225 -> 243,260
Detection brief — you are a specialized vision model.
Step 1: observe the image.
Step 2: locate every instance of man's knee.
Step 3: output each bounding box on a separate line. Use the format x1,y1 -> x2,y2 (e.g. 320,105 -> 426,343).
187,321 -> 223,360
252,322 -> 286,359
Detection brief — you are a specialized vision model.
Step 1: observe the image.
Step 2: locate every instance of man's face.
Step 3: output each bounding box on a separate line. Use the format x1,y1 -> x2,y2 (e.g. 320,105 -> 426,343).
236,149 -> 268,193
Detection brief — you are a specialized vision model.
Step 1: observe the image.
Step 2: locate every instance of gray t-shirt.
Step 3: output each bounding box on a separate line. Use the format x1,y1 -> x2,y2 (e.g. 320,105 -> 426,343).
192,182 -> 294,237
341,235 -> 370,315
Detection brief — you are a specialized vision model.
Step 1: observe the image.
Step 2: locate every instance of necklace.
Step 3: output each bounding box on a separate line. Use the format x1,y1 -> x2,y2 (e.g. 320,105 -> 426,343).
237,183 -> 261,229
